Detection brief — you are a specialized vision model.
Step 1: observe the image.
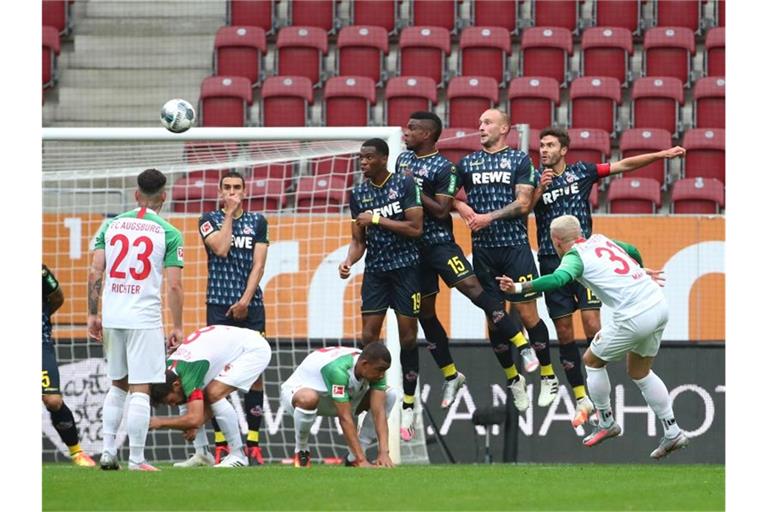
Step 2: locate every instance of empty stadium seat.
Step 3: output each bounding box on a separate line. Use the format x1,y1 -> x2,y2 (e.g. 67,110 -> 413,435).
411,0 -> 458,33
694,77 -> 725,129
705,27 -> 725,77
532,0 -> 580,32
643,27 -> 696,86
295,176 -> 349,213
593,0 -> 642,35
171,177 -> 220,213
385,76 -> 438,128
261,76 -> 314,127
631,77 -> 684,136
437,128 -> 481,164
569,76 -> 622,135
619,128 -> 673,187
507,127 -> 542,167
474,0 -> 519,34
214,26 -> 267,86
42,26 -> 61,89
671,177 -> 724,214
682,128 -> 725,184
350,0 -> 398,34
717,0 -> 725,26
520,27 -> 574,86
337,26 -> 389,85
311,154 -> 358,188
289,0 -> 337,32
446,76 -> 499,129
566,129 -> 611,165
276,27 -> 328,87
460,27 -> 512,85
507,77 -> 560,130
42,0 -> 69,35
243,177 -> 287,212
399,27 -> 451,87
581,27 -> 634,86
607,177 -> 661,213
184,142 -> 239,181
199,76 -> 253,127
324,76 -> 377,127
655,0 -> 703,33
228,0 -> 276,34
250,162 -> 295,191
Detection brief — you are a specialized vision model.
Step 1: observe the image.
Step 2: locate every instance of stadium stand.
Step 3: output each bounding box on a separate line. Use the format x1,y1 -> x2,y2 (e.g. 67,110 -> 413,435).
411,0 -> 459,33
593,0 -> 643,35
350,0 -> 399,35
446,76 -> 499,128
607,177 -> 662,213
337,26 -> 389,86
619,128 -> 673,188
276,26 -> 329,87
199,76 -> 253,127
631,77 -> 684,137
227,0 -> 276,35
643,27 -> 696,86
566,129 -> 612,167
250,162 -> 295,191
43,26 -> 61,89
681,128 -> 725,184
385,76 -> 439,129
244,177 -> 288,211
531,0 -> 580,32
581,27 -> 634,86
261,76 -> 314,127
459,27 -> 512,85
311,154 -> 358,188
437,128 -> 482,165
569,76 -> 622,135
473,0 -> 519,34
654,0 -> 704,33
671,177 -> 725,214
705,27 -> 725,77
693,76 -> 725,129
507,77 -> 560,130
289,0 -> 338,33
520,27 -> 574,86
183,142 -> 239,181
42,0 -> 70,35
507,127 -> 542,167
324,76 -> 377,127
214,26 -> 267,86
295,176 -> 349,213
716,0 -> 725,26
171,177 -> 220,213
399,26 -> 452,87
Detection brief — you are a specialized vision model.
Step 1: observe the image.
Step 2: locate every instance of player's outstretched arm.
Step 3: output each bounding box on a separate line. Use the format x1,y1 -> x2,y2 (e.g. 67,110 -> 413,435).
369,389 -> 393,468
86,249 -> 106,341
340,221 -> 367,279
608,146 -> 686,176
333,401 -> 372,467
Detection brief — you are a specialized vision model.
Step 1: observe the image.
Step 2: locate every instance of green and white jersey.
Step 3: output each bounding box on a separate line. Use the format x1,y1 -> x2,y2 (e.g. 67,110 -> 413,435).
284,346 -> 387,405
94,207 -> 184,329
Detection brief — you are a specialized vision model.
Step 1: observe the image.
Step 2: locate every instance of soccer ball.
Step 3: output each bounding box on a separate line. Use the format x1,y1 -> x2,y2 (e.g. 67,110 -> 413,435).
160,98 -> 196,133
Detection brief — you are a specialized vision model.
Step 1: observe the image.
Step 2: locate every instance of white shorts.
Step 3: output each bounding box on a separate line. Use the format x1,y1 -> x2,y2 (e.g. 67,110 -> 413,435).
590,299 -> 669,362
214,333 -> 272,392
103,327 -> 165,384
281,383 -> 370,417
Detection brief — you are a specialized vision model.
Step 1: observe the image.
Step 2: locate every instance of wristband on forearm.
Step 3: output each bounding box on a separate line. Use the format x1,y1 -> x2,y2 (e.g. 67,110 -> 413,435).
372,212 -> 381,225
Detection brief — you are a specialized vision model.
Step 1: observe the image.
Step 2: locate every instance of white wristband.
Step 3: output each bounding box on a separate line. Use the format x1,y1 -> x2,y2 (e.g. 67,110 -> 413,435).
513,282 -> 523,295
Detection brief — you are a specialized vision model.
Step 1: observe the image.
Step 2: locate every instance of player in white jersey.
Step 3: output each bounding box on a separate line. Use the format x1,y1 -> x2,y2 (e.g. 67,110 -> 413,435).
497,215 -> 689,459
280,343 -> 397,468
148,325 -> 272,468
87,169 -> 185,471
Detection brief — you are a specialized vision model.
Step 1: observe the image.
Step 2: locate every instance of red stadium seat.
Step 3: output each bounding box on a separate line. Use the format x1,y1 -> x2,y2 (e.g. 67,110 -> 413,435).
184,142 -> 239,181
507,77 -> 560,130
385,76 -> 438,128
411,0 -> 458,33
261,76 -> 314,127
324,76 -> 377,127
643,27 -> 696,86
437,128 -> 482,165
581,27 -> 634,86
249,162 -> 295,191
682,128 -> 725,184
619,128 -> 673,187
276,27 -> 328,87
607,177 -> 661,213
214,26 -> 267,86
705,27 -> 725,77
569,76 -> 622,135
42,0 -> 69,35
350,0 -> 398,34
311,154 -> 358,188
531,0 -> 580,32
717,0 -> 725,26
399,27 -> 451,87
243,177 -> 287,212
295,176 -> 349,213
474,0 -> 519,34
446,76 -> 499,129
228,1 -> 276,34
655,0 -> 703,33
507,127 -> 542,168
693,77 -> 725,129
631,77 -> 684,136
171,177 -> 220,213
199,76 -> 253,127
42,26 -> 61,89
566,129 -> 611,165
337,26 -> 389,85
289,0 -> 337,32
671,177 -> 724,214
459,27 -> 512,85
520,27 -> 574,86
593,0 -> 642,35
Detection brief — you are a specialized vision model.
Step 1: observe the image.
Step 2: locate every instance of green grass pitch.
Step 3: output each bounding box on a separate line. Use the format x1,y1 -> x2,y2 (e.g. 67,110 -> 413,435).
43,463 -> 724,511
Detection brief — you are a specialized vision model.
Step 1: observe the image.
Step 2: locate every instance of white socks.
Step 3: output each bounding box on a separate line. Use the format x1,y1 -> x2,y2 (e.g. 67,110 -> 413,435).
127,392 -> 151,465
585,366 -> 614,428
102,386 -> 127,456
293,407 -> 317,453
179,404 -> 210,455
211,399 -> 244,457
633,370 -> 681,439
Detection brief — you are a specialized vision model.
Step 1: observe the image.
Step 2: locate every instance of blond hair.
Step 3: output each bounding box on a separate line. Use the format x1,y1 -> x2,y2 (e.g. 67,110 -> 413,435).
550,215 -> 582,244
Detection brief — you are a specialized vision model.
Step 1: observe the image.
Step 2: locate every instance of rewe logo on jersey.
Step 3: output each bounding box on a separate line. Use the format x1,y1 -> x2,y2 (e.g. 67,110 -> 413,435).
231,235 -> 254,249
542,183 -> 581,204
373,202 -> 403,218
471,171 -> 512,185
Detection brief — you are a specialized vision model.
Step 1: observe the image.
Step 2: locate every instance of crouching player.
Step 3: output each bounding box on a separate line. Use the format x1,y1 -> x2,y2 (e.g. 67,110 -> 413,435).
281,343 -> 397,468
149,325 -> 272,468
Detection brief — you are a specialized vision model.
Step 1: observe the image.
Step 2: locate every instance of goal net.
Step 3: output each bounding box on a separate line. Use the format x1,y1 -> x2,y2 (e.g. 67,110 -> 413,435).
41,126 -> 441,465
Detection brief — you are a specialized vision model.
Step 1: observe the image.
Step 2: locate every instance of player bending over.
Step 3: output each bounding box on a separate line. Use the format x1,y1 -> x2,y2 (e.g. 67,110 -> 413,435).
498,215 -> 689,459
148,325 -> 272,468
280,343 -> 397,468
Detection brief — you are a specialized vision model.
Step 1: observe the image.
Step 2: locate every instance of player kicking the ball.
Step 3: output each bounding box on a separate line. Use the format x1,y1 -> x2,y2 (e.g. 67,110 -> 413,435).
148,325 -> 272,468
498,215 -> 689,459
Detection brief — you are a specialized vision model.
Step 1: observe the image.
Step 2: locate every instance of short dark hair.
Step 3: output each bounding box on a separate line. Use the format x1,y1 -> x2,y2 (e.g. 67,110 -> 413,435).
361,138 -> 389,157
219,170 -> 246,189
137,168 -> 167,196
409,111 -> 443,142
540,127 -> 570,149
149,370 -> 181,406
360,342 -> 391,366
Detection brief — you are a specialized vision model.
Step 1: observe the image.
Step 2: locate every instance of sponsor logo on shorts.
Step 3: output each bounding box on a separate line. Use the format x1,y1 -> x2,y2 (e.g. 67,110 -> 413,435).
332,385 -> 346,398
